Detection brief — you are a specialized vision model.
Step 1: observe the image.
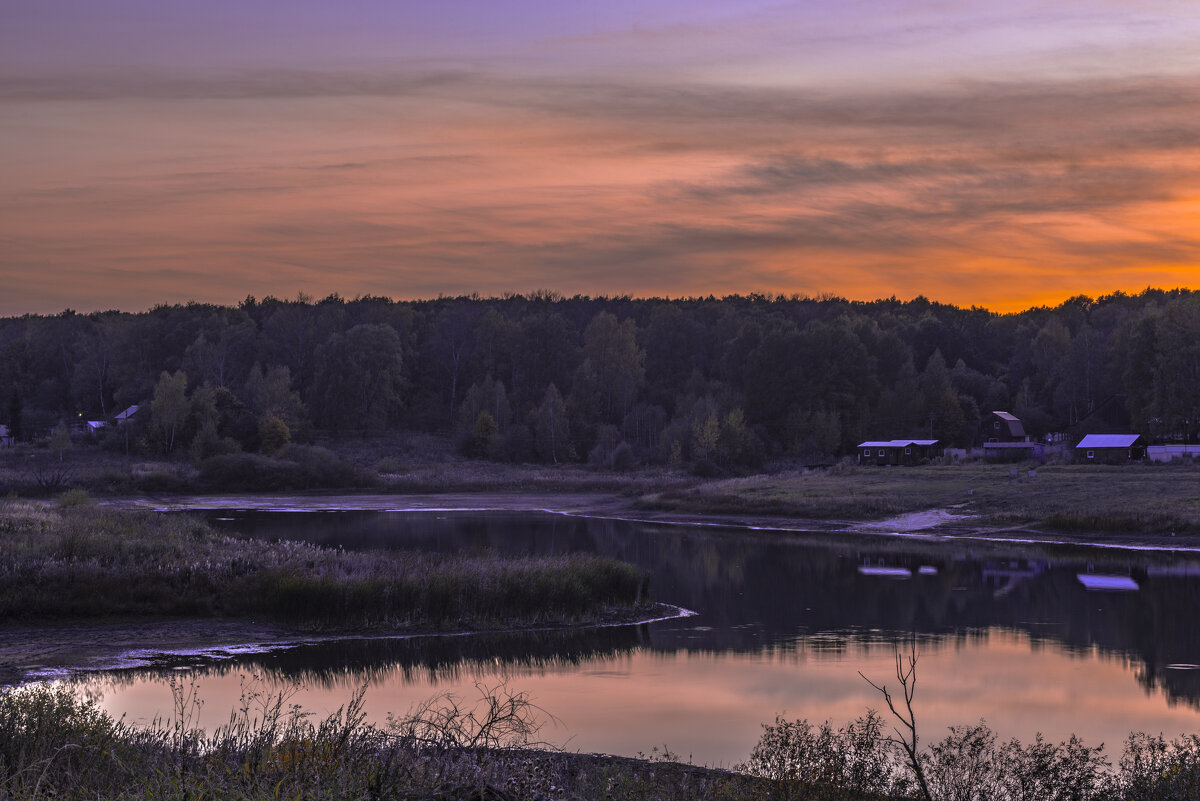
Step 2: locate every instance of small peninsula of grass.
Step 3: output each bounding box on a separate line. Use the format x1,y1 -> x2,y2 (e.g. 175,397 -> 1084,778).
0,499 -> 651,630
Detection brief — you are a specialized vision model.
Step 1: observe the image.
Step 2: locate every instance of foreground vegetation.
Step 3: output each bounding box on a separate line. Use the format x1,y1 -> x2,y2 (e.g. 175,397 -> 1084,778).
4,679 -> 1200,801
0,500 -> 650,630
637,461 -> 1200,538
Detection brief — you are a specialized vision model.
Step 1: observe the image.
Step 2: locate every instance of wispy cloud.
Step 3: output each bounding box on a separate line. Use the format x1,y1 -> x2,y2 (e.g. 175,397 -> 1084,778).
2,49 -> 1199,312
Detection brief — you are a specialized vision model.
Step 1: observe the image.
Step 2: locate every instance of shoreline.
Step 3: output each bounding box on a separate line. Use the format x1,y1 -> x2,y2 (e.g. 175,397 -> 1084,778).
107,490 -> 1200,553
0,602 -> 692,687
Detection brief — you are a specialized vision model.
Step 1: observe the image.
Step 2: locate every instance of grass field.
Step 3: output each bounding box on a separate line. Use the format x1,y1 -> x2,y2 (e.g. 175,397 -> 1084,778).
636,462 -> 1200,538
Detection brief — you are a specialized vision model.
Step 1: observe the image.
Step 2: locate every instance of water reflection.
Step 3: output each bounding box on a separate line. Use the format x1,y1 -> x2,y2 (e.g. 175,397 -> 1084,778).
195,509 -> 1200,705
63,509 -> 1200,764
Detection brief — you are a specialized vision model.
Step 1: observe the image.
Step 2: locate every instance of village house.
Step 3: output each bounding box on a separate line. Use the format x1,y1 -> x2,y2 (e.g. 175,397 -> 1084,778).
981,411 -> 1027,442
857,439 -> 942,466
1075,433 -> 1143,463
114,404 -> 141,425
979,411 -> 1038,462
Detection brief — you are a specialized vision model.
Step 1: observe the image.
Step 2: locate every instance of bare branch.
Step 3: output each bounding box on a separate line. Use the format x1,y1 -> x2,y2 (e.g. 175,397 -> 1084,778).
861,643 -> 933,801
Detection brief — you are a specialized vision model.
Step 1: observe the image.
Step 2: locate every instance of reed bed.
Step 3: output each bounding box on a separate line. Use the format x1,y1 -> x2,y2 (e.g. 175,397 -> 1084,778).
0,499 -> 650,629
0,682 -> 773,801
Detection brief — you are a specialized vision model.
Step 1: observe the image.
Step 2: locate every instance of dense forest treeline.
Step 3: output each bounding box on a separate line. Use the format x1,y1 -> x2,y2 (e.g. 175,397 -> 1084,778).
1,289 -> 1198,470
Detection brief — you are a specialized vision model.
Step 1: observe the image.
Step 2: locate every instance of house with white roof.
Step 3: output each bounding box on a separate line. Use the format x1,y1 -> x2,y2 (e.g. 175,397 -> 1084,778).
1075,433 -> 1143,463
857,439 -> 942,466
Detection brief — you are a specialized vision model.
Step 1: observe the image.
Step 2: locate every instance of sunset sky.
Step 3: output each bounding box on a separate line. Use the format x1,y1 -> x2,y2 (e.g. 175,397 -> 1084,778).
3,0 -> 1199,315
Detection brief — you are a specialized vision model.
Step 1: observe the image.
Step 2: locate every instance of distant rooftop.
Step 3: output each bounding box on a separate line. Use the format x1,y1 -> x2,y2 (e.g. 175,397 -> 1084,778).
1076,434 -> 1140,449
858,439 -> 940,448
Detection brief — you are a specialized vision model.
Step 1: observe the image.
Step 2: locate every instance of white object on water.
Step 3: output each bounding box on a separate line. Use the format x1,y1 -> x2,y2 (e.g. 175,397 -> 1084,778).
917,565 -> 938,575
858,566 -> 912,578
1076,574 -> 1138,591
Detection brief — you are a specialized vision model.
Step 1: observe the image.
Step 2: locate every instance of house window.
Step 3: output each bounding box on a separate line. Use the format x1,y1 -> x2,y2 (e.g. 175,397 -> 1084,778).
863,449 -> 871,456
878,449 -> 885,456
994,422 -> 1001,429
904,447 -> 911,454
1087,450 -> 1095,459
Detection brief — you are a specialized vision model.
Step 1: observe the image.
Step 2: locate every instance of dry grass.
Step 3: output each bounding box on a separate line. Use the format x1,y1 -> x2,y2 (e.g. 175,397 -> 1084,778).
637,462 -> 1200,538
0,500 -> 651,629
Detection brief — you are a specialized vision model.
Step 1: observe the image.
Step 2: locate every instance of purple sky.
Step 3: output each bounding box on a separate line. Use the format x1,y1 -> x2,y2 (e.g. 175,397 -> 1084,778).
3,1 -> 1199,313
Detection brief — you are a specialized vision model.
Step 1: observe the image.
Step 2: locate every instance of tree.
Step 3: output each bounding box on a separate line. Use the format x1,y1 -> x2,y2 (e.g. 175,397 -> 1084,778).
920,351 -> 968,445
425,304 -> 479,422
1152,296 -> 1200,441
257,414 -> 291,454
534,384 -> 570,463
72,314 -> 120,418
151,370 -> 190,454
49,422 -> 72,462
6,390 -> 21,442
571,312 -> 645,425
466,411 -> 498,458
244,364 -> 306,434
309,324 -> 406,431
183,316 -> 256,389
690,411 -> 720,462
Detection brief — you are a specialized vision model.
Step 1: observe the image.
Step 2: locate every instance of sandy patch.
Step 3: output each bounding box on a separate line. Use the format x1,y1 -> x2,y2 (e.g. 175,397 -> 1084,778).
858,508 -> 974,532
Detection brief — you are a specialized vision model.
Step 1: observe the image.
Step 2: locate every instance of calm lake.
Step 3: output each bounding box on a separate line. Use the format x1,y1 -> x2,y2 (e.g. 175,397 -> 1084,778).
70,505 -> 1200,767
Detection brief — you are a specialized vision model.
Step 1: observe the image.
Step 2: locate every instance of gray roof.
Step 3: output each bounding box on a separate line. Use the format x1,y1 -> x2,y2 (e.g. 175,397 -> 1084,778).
858,439 -> 940,448
115,404 -> 140,420
1076,434 -> 1140,449
992,411 -> 1020,422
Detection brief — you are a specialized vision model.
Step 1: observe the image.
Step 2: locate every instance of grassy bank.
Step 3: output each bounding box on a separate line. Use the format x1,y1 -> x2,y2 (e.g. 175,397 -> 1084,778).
3,682 -> 1200,800
0,500 -> 650,630
0,433 -> 696,497
636,462 -> 1200,538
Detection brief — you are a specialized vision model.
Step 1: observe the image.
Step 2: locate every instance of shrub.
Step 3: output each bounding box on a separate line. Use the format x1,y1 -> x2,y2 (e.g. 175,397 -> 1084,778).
56,488 -> 94,507
276,444 -> 369,489
199,448 -> 367,491
610,441 -> 635,472
0,684 -> 138,797
1118,732 -> 1200,800
741,711 -> 897,797
258,414 -> 291,454
200,452 -> 301,491
133,466 -> 196,493
375,456 -> 405,474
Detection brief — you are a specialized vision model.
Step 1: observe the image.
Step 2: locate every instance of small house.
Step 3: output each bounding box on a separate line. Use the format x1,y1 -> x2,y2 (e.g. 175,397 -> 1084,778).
1076,434 -> 1143,463
981,411 -> 1028,443
857,439 -> 942,466
980,411 -> 1039,462
114,405 -> 141,425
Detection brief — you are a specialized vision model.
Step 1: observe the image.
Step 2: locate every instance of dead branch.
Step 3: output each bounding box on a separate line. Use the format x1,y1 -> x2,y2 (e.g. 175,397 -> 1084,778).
860,642 -> 933,801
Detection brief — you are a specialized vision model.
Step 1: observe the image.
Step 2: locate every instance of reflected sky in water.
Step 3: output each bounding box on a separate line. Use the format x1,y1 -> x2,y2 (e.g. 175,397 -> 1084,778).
69,509 -> 1200,766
